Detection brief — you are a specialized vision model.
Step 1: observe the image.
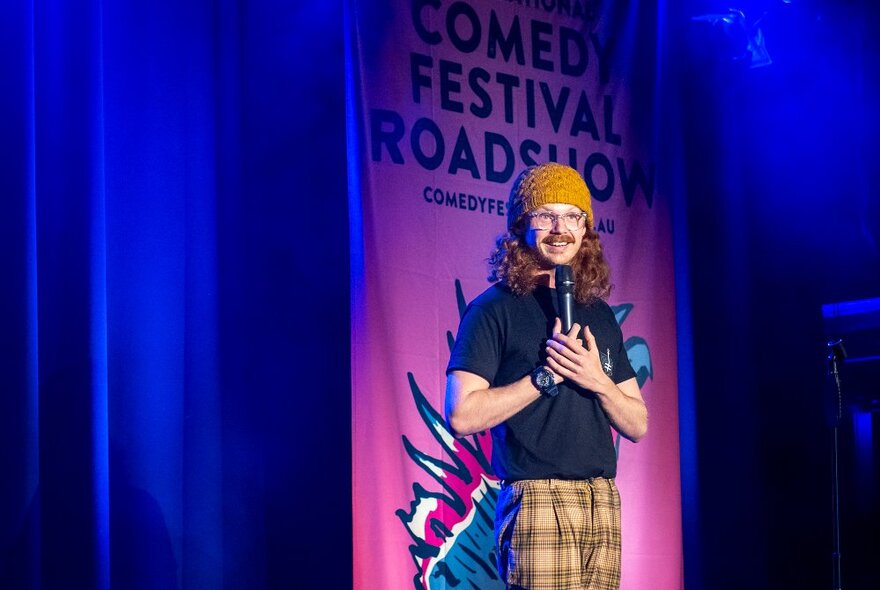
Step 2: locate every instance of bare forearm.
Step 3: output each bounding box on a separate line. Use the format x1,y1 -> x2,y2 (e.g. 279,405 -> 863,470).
445,372 -> 541,437
594,381 -> 648,442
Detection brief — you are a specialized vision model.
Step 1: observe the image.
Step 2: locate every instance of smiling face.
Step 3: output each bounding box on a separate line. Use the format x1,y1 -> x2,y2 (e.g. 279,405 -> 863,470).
523,203 -> 587,276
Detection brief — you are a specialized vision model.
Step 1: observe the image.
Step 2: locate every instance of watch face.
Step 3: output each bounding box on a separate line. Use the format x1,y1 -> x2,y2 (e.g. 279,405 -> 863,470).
536,370 -> 552,388
533,367 -> 559,397
533,367 -> 552,389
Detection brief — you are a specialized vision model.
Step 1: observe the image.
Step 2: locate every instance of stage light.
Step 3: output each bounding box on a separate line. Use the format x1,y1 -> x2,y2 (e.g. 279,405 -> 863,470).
691,8 -> 773,68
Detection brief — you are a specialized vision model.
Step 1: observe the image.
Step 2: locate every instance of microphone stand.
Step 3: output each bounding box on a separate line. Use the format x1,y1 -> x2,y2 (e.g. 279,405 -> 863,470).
827,339 -> 846,590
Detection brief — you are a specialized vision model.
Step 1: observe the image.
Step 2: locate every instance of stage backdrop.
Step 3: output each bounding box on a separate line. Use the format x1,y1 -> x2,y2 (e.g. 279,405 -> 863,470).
349,1 -> 681,588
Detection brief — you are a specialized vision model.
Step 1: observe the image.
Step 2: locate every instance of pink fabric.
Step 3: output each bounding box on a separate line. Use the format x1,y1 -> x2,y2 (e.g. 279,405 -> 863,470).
350,2 -> 682,588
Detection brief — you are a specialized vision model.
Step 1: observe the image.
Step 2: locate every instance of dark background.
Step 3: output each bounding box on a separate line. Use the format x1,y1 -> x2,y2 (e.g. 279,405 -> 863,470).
1,0 -> 878,588
675,1 -> 880,588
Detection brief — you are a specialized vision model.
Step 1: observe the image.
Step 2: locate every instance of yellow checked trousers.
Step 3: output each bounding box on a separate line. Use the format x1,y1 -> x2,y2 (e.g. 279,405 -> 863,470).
495,478 -> 622,590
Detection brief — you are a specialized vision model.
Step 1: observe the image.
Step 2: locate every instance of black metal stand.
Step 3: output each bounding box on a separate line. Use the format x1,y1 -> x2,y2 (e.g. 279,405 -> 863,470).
827,339 -> 846,590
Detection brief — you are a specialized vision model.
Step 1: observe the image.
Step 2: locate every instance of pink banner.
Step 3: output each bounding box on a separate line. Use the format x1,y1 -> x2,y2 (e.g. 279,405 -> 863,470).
349,1 -> 681,588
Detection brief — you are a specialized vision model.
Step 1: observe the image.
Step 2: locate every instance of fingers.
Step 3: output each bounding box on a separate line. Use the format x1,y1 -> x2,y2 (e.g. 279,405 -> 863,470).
545,355 -> 566,378
546,344 -> 577,370
550,322 -> 582,348
546,323 -> 589,376
553,316 -> 580,338
546,351 -> 578,379
583,325 -> 596,351
546,356 -> 571,385
546,324 -> 604,391
546,323 -> 598,366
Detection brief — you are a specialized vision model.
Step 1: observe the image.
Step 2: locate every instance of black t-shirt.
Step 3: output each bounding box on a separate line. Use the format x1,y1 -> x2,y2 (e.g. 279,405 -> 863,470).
447,283 -> 636,481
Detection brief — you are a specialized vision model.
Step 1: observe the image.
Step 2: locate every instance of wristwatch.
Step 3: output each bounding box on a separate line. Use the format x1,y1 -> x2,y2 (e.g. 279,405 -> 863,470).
531,366 -> 559,397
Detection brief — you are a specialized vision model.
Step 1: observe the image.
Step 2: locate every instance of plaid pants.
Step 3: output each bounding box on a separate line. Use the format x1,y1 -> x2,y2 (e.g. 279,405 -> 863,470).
495,478 -> 622,590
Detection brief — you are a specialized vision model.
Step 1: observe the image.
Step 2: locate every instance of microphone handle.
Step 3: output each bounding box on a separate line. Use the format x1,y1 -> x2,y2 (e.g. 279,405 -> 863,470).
559,291 -> 574,334
555,264 -> 575,334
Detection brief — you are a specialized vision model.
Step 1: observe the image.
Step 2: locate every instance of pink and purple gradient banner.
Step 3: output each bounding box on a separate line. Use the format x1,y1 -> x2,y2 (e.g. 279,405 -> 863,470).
349,1 -> 681,588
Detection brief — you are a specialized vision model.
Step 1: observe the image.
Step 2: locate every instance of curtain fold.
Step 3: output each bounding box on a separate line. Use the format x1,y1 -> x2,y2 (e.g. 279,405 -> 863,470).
3,1 -> 273,588
1,1 -> 350,588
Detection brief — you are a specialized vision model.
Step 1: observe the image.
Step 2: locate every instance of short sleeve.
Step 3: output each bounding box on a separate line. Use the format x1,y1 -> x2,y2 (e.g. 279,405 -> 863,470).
446,302 -> 503,384
610,314 -> 637,384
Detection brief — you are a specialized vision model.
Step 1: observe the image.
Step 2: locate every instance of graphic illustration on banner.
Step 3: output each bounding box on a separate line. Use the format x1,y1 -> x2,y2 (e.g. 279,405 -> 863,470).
396,280 -> 653,589
351,1 -> 682,587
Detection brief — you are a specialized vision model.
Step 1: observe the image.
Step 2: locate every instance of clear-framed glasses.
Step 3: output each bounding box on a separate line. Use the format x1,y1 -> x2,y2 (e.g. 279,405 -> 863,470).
527,211 -> 587,231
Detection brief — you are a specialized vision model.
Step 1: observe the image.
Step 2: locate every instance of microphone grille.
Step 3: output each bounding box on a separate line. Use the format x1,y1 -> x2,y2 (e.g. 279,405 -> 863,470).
555,264 -> 574,286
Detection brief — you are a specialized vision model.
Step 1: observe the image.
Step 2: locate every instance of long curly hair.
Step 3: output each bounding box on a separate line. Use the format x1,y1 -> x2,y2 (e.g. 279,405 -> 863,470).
487,221 -> 612,304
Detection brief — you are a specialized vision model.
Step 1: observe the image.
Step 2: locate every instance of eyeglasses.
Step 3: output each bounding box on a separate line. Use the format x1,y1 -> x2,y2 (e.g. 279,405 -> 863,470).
527,211 -> 587,231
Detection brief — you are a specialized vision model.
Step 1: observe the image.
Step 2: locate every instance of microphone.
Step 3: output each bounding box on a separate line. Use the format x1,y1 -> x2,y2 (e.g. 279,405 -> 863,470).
555,265 -> 574,333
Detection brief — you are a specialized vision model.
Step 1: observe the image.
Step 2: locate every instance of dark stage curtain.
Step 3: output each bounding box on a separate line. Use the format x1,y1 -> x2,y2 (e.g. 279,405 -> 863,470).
675,1 -> 880,588
0,1 -> 349,588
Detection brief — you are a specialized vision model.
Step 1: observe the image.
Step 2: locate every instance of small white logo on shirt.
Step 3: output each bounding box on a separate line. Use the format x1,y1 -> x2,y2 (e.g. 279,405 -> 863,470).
601,348 -> 613,377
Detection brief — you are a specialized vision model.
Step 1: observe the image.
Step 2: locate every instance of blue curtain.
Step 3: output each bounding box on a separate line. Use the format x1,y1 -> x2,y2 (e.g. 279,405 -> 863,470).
0,1 -> 350,588
674,0 -> 880,587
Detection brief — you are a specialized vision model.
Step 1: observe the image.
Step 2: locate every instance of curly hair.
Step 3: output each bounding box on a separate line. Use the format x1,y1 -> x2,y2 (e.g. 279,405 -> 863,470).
487,223 -> 611,304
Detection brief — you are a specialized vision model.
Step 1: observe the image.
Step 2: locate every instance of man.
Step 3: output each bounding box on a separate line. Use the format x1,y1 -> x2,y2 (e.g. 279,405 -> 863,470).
445,162 -> 647,590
